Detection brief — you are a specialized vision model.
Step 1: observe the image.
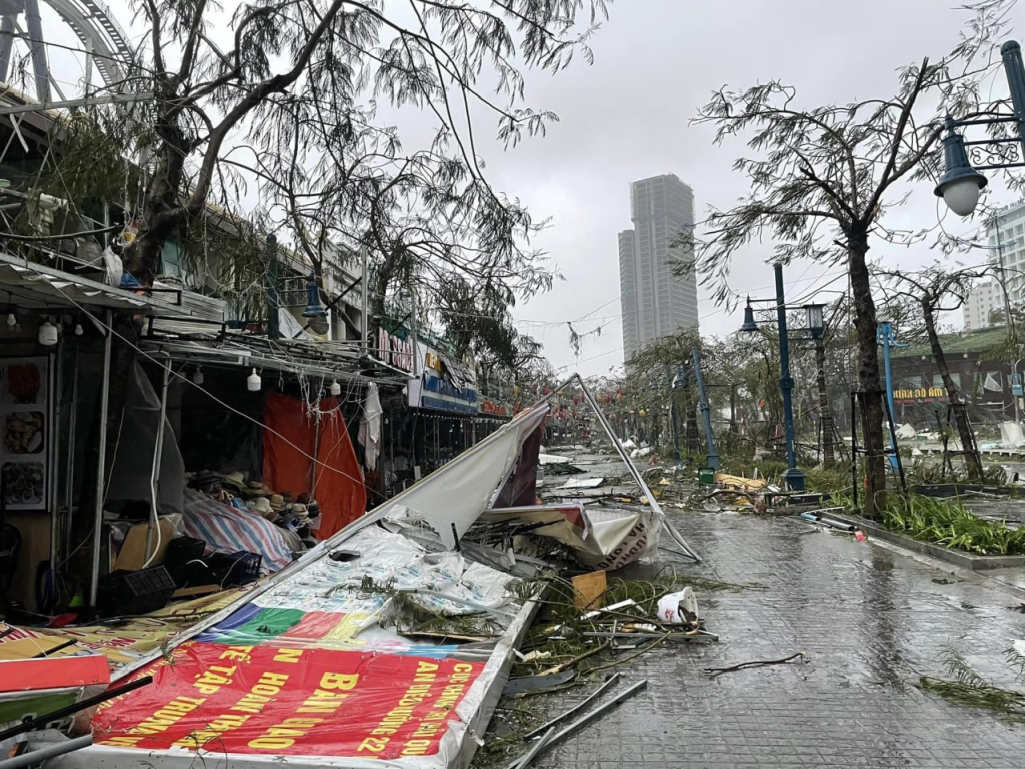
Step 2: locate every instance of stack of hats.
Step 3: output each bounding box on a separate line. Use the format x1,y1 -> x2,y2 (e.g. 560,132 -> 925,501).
221,471 -> 246,496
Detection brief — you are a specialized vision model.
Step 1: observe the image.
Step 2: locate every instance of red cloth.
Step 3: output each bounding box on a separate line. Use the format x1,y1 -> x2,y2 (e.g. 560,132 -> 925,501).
262,393 -> 367,539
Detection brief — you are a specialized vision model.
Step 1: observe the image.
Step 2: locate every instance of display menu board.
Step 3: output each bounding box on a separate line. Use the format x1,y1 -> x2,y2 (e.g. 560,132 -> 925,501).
0,357 -> 48,510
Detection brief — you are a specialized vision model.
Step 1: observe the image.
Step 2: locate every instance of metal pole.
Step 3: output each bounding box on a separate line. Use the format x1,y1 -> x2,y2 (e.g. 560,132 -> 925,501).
774,263 -> 804,491
814,333 -> 834,464
266,234 -> 280,339
144,355 -> 170,568
0,16 -> 15,84
1013,357 -> 1023,436
64,347 -> 79,557
311,378 -> 323,496
851,391 -> 859,511
877,322 -> 899,471
22,0 -> 51,104
89,309 -> 112,607
882,389 -> 908,497
691,348 -> 719,470
410,286 -> 419,377
1001,41 -> 1025,158
360,244 -> 369,355
0,735 -> 93,769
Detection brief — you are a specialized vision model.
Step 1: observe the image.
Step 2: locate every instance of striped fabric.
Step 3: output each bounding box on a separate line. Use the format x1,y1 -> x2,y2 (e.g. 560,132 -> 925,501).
181,489 -> 294,573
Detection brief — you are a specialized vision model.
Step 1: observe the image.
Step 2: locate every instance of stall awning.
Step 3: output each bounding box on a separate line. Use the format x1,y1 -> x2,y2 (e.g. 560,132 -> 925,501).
0,252 -> 192,316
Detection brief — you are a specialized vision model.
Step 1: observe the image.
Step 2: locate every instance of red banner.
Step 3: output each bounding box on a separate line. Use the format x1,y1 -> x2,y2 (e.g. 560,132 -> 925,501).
92,641 -> 482,759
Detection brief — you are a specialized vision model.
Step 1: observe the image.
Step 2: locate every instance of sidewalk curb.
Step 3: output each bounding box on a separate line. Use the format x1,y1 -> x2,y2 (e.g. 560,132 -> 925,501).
832,514 -> 1025,572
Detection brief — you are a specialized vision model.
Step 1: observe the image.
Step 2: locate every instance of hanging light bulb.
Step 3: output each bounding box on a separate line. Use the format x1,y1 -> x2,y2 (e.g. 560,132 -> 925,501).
192,366 -> 204,385
37,318 -> 58,346
74,321 -> 83,336
247,367 -> 262,392
6,311 -> 16,328
329,379 -> 341,396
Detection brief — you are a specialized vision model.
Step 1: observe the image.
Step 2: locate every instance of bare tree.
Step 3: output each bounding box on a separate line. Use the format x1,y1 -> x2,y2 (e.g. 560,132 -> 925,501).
687,2 -> 1009,515
878,264 -> 991,481
79,0 -> 610,335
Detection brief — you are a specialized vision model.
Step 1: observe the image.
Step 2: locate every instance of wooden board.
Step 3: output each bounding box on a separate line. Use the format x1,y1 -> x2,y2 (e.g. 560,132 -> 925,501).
572,570 -> 607,609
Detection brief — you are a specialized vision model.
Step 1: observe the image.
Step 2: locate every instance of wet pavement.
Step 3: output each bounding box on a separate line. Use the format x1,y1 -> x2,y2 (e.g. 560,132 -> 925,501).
519,508 -> 1025,768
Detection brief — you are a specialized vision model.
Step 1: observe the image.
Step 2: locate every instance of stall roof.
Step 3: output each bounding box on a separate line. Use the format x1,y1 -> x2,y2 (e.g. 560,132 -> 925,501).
0,251 -> 193,316
143,333 -> 408,386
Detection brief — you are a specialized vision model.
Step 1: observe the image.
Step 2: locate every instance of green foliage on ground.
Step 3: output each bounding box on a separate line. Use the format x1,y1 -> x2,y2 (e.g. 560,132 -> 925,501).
802,465 -> 851,493
882,495 -> 1025,556
918,647 -> 1025,723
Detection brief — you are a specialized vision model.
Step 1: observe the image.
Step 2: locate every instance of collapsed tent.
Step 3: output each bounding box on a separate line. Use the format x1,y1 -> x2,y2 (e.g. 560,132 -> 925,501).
37,381 -> 697,769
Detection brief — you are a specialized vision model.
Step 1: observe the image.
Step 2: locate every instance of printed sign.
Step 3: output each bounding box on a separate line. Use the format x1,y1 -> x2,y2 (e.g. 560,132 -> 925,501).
92,640 -> 482,759
0,357 -> 48,509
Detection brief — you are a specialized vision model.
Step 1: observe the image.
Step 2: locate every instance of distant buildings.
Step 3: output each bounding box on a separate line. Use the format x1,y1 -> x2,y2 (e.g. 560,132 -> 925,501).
962,200 -> 1025,330
618,174 -> 699,364
963,280 -> 1004,331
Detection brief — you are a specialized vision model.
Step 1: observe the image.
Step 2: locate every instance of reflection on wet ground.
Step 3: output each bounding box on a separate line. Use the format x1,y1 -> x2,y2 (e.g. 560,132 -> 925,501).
527,508 -> 1025,768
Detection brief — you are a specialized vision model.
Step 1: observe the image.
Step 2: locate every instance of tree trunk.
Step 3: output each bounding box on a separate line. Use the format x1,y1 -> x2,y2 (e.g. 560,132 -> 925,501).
922,295 -> 984,481
368,256 -> 394,362
848,232 -> 886,517
815,335 -> 835,464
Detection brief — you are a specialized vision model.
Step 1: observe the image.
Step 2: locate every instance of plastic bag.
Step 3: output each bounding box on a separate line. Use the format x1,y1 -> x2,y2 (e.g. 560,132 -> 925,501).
657,587 -> 699,625
102,246 -> 123,287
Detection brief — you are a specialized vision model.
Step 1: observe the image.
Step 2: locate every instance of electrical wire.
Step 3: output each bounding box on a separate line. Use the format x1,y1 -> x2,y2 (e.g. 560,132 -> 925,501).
38,269 -> 393,504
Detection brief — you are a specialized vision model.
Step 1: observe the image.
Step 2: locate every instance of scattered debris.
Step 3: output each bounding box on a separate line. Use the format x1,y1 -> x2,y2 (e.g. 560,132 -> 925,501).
502,679 -> 648,769
572,570 -> 607,609
522,673 -> 621,739
503,669 -> 576,695
704,651 -> 806,679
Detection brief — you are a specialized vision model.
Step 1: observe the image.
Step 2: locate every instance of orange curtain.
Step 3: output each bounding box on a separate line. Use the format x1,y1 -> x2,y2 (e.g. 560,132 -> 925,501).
262,393 -> 367,539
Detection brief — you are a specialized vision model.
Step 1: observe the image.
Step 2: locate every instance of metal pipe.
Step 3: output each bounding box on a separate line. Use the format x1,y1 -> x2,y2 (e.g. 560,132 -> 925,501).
502,680 -> 648,769
1001,41 -> 1025,159
691,348 -> 719,470
522,673 -> 621,739
360,243 -> 369,356
850,391 -> 859,511
774,263 -> 803,491
410,286 -> 419,377
509,726 -> 555,769
0,674 -> 153,742
311,377 -> 323,495
143,354 -> 171,568
877,322 -> 899,471
22,0 -> 50,104
0,735 -> 93,769
571,374 -> 701,562
64,346 -> 79,556
0,16 -> 15,84
1013,357 -> 1023,433
89,309 -> 112,607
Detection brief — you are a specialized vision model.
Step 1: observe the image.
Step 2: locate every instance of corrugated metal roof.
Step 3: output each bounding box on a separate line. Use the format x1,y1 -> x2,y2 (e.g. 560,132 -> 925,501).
0,252 -> 194,316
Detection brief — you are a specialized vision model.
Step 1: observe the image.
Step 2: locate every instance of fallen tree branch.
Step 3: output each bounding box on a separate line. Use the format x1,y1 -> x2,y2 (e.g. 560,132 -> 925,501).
704,652 -> 806,678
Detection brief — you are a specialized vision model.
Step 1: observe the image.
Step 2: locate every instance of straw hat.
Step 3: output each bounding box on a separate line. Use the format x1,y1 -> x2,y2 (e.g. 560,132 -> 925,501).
269,494 -> 285,512
222,471 -> 245,492
249,497 -> 273,516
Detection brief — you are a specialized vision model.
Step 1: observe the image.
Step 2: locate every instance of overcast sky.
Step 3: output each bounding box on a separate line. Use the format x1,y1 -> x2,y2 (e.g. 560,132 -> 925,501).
465,0 -> 1024,377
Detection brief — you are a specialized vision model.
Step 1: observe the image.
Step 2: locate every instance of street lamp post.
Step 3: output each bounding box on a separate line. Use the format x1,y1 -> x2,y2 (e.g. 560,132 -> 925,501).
934,41 -> 1025,217
741,263 -> 825,491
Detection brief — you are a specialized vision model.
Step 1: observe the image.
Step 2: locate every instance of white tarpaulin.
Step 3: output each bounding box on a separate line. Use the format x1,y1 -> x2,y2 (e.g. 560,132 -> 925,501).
358,382 -> 382,471
1001,420 -> 1025,448
373,403 -> 549,548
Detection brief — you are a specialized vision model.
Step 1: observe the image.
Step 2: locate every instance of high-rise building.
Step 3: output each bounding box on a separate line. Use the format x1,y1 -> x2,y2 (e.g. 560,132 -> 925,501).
987,200 -> 1025,306
618,174 -> 698,364
961,201 -> 1025,331
963,280 -> 1004,331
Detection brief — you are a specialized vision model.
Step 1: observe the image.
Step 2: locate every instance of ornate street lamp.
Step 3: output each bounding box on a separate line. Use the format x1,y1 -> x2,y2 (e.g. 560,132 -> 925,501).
739,264 -> 824,491
935,41 -> 1025,216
